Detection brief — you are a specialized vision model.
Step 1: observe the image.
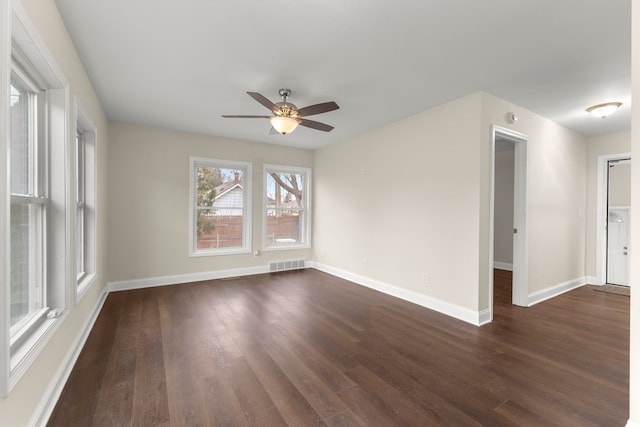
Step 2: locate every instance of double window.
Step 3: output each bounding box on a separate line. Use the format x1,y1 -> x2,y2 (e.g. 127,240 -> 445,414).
3,12 -> 68,393
189,159 -> 312,255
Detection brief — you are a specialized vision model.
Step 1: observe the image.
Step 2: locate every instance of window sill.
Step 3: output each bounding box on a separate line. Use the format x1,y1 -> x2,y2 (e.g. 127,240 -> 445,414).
263,242 -> 311,252
189,247 -> 252,257
76,273 -> 97,303
9,311 -> 65,391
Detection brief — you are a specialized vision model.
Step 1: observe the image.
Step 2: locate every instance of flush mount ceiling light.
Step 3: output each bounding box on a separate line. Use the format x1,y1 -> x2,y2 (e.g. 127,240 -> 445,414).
586,102 -> 622,119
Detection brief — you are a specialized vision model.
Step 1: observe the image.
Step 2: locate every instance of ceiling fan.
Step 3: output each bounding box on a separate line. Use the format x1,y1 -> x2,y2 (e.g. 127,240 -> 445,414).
222,89 -> 339,135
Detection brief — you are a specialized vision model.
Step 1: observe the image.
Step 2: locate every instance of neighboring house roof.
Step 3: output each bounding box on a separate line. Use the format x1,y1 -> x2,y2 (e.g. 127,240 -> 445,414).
214,181 -> 242,200
211,175 -> 244,215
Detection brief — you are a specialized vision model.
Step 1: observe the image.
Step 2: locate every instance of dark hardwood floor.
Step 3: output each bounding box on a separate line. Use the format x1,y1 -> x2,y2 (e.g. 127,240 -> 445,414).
47,269 -> 630,426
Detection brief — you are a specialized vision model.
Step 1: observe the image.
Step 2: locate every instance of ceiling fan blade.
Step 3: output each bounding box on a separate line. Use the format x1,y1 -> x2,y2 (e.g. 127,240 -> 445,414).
222,115 -> 271,118
298,118 -> 334,132
247,92 -> 278,112
296,101 -> 339,117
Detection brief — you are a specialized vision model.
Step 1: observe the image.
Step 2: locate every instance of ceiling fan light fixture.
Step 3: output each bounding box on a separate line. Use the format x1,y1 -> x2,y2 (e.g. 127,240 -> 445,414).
270,116 -> 299,134
586,102 -> 622,119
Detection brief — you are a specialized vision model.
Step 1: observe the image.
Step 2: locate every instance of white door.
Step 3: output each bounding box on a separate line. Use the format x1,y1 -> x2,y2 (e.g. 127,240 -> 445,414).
607,208 -> 630,286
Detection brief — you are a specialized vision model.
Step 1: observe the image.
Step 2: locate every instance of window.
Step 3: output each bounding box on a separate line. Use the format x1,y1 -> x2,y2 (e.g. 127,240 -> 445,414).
1,7 -> 69,395
9,66 -> 46,335
263,165 -> 311,250
74,101 -> 97,299
189,157 -> 252,256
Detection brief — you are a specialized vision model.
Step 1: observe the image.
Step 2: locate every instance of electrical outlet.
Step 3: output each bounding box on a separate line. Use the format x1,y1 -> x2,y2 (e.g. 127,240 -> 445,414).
422,272 -> 430,285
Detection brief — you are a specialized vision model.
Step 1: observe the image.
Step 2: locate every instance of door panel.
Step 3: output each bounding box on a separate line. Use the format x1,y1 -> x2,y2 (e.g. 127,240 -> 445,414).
607,208 -> 629,286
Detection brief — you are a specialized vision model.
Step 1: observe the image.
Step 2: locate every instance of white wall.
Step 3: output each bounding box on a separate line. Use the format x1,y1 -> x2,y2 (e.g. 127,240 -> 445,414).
107,122 -> 314,284
628,3 -> 639,426
314,93 -> 483,312
585,131 -> 631,279
314,91 -> 588,319
609,162 -> 631,206
480,93 -> 587,310
0,0 -> 110,425
493,149 -> 514,266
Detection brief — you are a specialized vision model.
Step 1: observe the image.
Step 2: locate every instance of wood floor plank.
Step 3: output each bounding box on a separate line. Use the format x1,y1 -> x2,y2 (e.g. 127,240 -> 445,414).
130,340 -> 169,426
483,374 -> 606,427
353,348 -> 485,426
260,331 -> 348,420
344,365 -> 441,426
265,322 -> 357,392
323,409 -> 369,427
243,342 -> 327,426
199,373 -> 249,427
227,357 -> 289,426
47,269 -> 630,426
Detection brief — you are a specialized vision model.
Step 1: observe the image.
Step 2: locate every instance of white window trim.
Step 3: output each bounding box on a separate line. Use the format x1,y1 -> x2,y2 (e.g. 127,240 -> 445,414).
262,164 -> 312,251
188,156 -> 252,257
0,2 -> 70,397
74,98 -> 97,302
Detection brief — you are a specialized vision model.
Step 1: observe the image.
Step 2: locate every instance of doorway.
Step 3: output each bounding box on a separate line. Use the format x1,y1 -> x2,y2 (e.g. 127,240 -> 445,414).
489,125 -> 528,321
605,158 -> 631,286
596,154 -> 632,287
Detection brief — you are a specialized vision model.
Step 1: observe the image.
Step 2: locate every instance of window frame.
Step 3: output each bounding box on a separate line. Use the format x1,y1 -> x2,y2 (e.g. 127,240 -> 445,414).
262,164 -> 312,251
1,3 -> 70,396
188,157 -> 252,257
8,63 -> 48,343
74,98 -> 97,301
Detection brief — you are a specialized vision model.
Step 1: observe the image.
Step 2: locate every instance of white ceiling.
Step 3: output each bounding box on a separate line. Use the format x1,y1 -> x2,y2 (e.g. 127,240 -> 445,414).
53,0 -> 631,150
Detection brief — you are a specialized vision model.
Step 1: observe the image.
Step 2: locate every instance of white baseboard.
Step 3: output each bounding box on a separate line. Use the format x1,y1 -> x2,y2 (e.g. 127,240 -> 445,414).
493,261 -> 513,271
626,419 -> 640,427
478,309 -> 492,326
310,262 -> 484,326
108,265 -> 270,292
527,276 -> 587,307
585,275 -> 599,285
31,287 -> 109,427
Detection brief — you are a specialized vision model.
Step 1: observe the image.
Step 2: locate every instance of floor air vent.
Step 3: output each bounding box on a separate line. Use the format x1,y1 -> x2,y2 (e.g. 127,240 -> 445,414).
269,259 -> 306,273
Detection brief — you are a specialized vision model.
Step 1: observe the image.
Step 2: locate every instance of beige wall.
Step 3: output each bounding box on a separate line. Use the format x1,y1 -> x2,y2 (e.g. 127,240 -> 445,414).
0,0 -> 110,425
479,93 -> 587,310
493,149 -> 514,265
609,162 -> 631,206
585,131 -> 631,278
314,91 -> 588,315
629,2 -> 639,425
108,123 -> 314,283
314,93 -> 483,310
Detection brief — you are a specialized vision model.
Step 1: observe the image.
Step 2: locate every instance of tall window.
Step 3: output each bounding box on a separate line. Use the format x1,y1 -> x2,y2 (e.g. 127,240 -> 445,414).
263,165 -> 311,250
76,131 -> 85,277
3,16 -> 68,393
75,101 -> 97,299
9,66 -> 46,333
189,157 -> 252,256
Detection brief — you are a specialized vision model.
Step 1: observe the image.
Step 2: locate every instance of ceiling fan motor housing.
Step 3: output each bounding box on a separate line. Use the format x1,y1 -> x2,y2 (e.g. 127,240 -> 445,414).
274,102 -> 298,117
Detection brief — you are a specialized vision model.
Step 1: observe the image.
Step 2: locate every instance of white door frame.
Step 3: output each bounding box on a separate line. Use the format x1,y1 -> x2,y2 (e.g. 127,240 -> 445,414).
595,152 -> 631,285
489,125 -> 529,321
